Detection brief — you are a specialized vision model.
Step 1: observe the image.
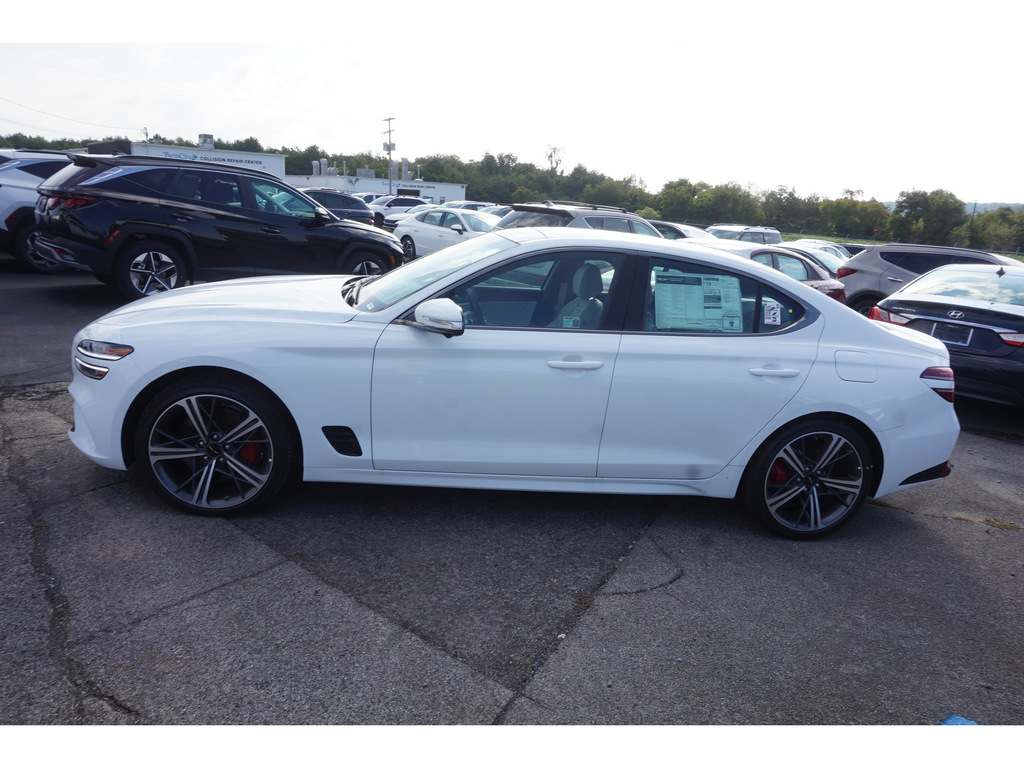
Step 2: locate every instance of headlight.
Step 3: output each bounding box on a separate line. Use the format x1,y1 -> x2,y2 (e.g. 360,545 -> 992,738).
74,340 -> 134,380
76,340 -> 134,361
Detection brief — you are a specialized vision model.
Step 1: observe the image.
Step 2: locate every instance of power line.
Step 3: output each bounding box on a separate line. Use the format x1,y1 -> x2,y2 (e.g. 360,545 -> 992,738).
0,95 -> 143,132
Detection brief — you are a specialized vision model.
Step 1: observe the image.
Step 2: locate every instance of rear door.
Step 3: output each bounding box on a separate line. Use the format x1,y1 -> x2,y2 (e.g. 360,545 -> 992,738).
598,254 -> 821,479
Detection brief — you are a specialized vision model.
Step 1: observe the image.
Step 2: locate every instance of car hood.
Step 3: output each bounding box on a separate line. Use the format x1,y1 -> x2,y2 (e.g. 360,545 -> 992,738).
87,275 -> 361,330
322,218 -> 400,240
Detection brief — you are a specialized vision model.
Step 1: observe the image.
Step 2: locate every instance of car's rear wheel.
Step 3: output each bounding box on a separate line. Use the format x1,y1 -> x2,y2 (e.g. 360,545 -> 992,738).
134,374 -> 295,515
741,419 -> 873,539
116,241 -> 188,300
343,250 -> 388,276
12,225 -> 68,273
401,236 -> 416,261
849,296 -> 881,316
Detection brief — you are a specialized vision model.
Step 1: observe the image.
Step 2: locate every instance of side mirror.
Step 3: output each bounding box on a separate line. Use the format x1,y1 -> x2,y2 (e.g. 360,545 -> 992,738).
450,224 -> 465,235
408,298 -> 464,337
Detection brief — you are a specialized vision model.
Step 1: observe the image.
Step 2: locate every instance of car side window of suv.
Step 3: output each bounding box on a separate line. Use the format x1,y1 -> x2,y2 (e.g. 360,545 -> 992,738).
586,216 -> 630,233
194,172 -> 242,207
630,219 -> 661,238
249,179 -> 316,217
643,257 -> 804,334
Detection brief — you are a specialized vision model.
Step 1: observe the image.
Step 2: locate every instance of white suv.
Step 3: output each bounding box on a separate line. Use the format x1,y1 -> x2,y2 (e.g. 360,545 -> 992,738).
706,224 -> 783,244
493,201 -> 663,237
0,149 -> 74,272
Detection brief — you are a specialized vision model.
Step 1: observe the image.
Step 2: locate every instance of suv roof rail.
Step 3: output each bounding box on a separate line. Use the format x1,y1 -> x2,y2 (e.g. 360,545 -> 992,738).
66,153 -> 280,180
520,200 -> 629,213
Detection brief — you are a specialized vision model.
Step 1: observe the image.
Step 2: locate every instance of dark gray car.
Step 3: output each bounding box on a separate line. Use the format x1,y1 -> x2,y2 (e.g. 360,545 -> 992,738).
836,243 -> 1021,315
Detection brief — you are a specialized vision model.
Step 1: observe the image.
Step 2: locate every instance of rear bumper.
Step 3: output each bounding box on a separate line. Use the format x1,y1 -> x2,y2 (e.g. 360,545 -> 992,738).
33,236 -> 112,274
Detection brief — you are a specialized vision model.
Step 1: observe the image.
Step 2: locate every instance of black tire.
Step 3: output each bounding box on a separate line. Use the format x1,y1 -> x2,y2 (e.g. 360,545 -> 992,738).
12,225 -> 69,274
849,296 -> 880,316
343,250 -> 388,276
115,240 -> 188,300
741,419 -> 873,539
401,236 -> 416,262
134,373 -> 295,515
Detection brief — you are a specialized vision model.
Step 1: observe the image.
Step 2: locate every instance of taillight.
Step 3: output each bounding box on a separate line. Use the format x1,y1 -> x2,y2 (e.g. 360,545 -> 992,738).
998,332 -> 1024,347
826,287 -> 847,303
869,307 -> 911,324
49,193 -> 96,211
836,266 -> 856,279
921,366 -> 955,403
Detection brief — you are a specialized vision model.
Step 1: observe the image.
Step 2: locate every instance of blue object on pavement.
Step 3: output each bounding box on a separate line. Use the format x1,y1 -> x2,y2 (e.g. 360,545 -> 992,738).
942,715 -> 978,725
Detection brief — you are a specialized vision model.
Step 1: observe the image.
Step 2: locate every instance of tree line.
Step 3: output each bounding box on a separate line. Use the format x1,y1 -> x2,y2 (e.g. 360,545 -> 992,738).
6,132 -> 1022,254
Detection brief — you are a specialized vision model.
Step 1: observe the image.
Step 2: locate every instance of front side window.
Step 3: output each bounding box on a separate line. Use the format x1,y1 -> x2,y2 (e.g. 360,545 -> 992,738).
643,258 -> 804,334
250,180 -> 316,217
447,251 -> 622,330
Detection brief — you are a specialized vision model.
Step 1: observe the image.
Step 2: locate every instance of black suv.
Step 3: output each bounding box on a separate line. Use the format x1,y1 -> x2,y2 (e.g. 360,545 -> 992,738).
493,201 -> 663,237
299,187 -> 374,226
34,154 -> 404,300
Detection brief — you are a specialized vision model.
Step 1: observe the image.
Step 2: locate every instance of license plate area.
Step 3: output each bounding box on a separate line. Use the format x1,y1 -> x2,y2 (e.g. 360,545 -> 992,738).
932,322 -> 973,346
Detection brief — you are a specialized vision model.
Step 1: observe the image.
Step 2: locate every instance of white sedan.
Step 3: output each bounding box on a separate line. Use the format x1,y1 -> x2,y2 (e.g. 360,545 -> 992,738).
68,229 -> 959,539
393,208 -> 500,260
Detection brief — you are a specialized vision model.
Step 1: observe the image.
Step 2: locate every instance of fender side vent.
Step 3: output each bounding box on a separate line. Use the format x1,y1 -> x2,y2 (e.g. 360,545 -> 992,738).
322,426 -> 363,457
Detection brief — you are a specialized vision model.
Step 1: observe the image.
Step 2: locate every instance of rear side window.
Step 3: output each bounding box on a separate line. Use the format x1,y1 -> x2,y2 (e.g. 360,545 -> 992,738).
22,160 -> 70,180
888,251 -> 957,275
586,216 -> 630,233
644,257 -> 805,334
499,210 -> 571,228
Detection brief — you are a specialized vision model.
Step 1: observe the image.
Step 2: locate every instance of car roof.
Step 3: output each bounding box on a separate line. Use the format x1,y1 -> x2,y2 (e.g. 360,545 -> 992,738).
62,153 -> 282,181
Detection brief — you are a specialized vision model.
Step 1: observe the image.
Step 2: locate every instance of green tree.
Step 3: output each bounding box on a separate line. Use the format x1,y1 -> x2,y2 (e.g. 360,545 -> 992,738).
887,189 -> 966,244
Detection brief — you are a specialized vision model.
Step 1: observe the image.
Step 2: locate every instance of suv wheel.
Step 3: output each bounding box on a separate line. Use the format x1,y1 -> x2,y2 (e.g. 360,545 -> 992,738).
849,296 -> 881,316
116,241 -> 188,300
400,236 -> 416,261
343,251 -> 387,276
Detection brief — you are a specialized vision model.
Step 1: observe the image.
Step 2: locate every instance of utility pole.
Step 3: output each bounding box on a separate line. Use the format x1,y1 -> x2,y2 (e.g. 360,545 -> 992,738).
382,117 -> 396,194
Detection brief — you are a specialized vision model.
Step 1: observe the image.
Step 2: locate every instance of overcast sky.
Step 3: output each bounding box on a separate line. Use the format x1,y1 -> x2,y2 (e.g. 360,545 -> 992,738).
4,0 -> 1022,204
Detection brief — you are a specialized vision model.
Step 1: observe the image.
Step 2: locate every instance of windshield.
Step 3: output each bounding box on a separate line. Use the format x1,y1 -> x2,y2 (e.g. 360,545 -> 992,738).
463,212 -> 500,232
352,233 -> 514,311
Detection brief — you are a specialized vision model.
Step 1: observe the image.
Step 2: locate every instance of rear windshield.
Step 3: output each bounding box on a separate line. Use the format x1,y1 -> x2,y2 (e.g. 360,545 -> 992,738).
908,268 -> 1024,307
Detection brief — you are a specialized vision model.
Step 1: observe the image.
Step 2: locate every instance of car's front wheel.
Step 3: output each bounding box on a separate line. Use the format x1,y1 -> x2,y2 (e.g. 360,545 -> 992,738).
343,250 -> 388,276
134,374 -> 296,515
116,241 -> 188,300
401,236 -> 416,261
741,419 -> 873,539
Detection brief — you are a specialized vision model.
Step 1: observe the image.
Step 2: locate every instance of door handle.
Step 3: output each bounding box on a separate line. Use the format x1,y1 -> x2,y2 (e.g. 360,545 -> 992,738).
885,276 -> 905,283
169,214 -> 193,221
547,360 -> 604,370
261,227 -> 282,234
748,367 -> 800,378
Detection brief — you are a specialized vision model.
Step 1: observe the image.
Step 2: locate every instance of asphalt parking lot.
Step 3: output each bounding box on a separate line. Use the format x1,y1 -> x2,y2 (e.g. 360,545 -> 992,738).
2,255 -> 1023,726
